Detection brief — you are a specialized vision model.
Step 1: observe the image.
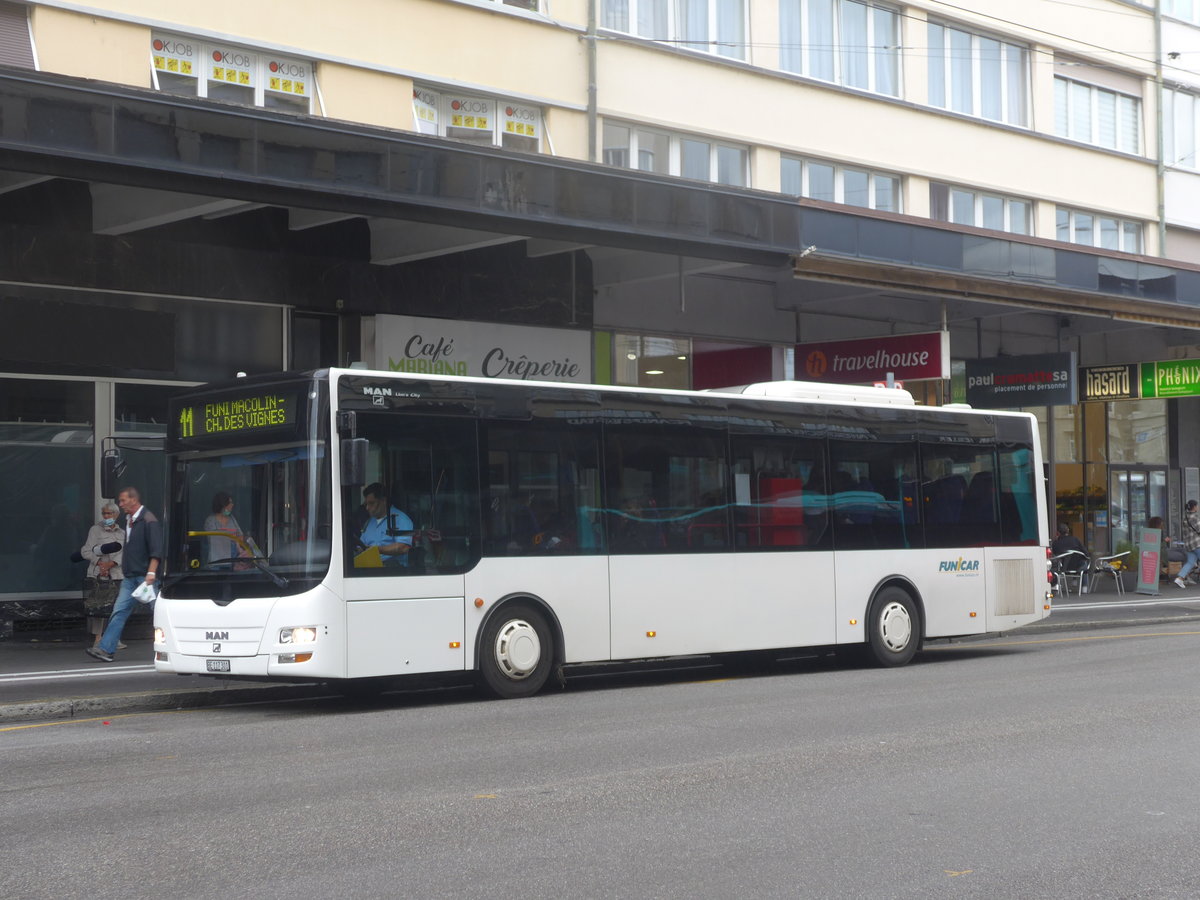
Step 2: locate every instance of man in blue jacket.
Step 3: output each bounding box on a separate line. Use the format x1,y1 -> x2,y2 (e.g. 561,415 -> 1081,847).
86,486 -> 163,662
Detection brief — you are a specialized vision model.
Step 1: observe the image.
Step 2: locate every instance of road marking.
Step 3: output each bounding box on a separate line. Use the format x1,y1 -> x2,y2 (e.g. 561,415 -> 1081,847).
945,869 -> 973,878
1054,598 -> 1200,611
0,708 -> 198,732
0,665 -> 155,683
931,630 -> 1200,650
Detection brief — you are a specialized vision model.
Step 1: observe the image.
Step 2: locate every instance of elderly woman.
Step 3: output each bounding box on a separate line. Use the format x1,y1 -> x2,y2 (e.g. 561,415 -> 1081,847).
80,503 -> 125,649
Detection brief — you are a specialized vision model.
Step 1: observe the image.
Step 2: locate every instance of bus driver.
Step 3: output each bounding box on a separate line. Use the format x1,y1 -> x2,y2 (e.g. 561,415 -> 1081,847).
356,483 -> 416,567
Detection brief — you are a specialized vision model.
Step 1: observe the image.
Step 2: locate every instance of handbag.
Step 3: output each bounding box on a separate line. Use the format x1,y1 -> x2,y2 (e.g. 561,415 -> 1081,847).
83,576 -> 120,618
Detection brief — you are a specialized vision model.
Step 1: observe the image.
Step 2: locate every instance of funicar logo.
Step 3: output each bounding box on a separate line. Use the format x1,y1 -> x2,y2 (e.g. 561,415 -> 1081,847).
939,557 -> 980,573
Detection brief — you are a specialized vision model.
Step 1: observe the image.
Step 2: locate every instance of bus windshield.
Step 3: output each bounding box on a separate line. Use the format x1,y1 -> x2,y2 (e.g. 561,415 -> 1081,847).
168,443 -> 332,597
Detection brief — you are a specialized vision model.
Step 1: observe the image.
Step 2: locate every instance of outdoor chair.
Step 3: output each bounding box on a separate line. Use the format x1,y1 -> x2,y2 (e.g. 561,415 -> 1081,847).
1051,549 -> 1091,597
1088,551 -> 1130,596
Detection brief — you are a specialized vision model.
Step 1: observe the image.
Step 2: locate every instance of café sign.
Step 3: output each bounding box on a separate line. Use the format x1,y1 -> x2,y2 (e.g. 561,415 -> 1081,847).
366,314 -> 592,383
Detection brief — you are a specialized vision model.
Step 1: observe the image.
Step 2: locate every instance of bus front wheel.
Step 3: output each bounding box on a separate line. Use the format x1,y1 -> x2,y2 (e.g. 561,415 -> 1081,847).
865,587 -> 920,667
478,603 -> 553,699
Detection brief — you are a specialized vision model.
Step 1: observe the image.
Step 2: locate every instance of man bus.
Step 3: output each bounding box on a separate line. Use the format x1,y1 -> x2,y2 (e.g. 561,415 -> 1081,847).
153,369 -> 1051,697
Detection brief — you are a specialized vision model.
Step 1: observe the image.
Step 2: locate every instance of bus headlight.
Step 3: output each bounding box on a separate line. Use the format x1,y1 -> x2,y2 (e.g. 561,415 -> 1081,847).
280,627 -> 318,645
154,627 -> 165,645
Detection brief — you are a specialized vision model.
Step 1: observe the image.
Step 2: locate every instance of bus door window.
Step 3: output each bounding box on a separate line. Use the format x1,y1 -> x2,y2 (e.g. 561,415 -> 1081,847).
920,443 -> 1001,548
482,423 -> 603,556
729,435 -> 828,550
348,415 -> 480,575
828,440 -> 919,550
604,428 -> 729,553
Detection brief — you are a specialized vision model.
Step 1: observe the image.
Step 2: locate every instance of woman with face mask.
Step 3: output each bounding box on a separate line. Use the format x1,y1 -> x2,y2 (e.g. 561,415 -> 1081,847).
80,503 -> 125,649
203,491 -> 254,570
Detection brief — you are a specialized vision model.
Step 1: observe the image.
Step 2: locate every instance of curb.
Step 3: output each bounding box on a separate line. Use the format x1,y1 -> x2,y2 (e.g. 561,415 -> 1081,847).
1009,612 -> 1200,635
0,682 -> 335,724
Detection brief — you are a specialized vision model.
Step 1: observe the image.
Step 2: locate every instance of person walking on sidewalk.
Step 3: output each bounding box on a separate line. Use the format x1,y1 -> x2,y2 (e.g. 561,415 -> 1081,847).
1174,500 -> 1200,589
86,487 -> 163,662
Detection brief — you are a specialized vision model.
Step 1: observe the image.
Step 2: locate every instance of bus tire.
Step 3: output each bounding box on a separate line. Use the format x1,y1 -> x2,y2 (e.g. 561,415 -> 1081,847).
865,586 -> 920,667
478,603 -> 553,699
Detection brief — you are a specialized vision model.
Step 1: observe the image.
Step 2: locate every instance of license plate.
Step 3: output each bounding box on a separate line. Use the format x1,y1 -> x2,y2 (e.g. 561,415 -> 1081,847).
206,659 -> 231,673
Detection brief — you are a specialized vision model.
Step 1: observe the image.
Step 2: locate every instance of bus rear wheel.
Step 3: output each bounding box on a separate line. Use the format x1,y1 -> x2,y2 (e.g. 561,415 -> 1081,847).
865,587 -> 920,667
478,603 -> 553,699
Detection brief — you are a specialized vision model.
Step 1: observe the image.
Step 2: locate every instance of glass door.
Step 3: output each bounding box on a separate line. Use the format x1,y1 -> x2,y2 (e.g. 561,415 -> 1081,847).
1110,467 -> 1168,555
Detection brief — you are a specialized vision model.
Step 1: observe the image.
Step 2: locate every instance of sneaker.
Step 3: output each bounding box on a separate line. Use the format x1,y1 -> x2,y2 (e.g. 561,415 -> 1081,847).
1175,577 -> 1187,589
85,646 -> 113,662
117,642 -> 127,650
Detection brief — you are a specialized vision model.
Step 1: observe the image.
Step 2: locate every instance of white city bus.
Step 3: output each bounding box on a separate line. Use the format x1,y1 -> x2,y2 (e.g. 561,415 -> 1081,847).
153,368 -> 1051,697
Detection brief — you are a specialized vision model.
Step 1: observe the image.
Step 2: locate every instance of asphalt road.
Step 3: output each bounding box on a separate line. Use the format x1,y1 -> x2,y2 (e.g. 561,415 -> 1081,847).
4,622 -> 1200,900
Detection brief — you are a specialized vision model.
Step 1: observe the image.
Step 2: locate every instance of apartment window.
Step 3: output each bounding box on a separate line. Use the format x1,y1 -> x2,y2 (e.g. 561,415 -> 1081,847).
1163,0 -> 1199,24
1165,89 -> 1199,170
151,33 -> 311,113
779,0 -> 899,96
1056,208 -> 1143,253
1054,77 -> 1139,153
413,87 -> 541,152
602,0 -> 747,60
928,23 -> 1027,126
781,156 -> 900,211
930,183 -> 1029,234
604,121 -> 748,185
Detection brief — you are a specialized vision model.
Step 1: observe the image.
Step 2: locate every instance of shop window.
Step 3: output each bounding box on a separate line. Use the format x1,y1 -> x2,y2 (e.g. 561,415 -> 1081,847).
1108,399 -> 1167,464
602,0 -> 748,61
1054,76 -> 1140,154
603,120 -> 747,186
114,383 -> 175,519
930,183 -> 1029,235
779,0 -> 899,96
413,86 -> 541,153
151,33 -> 312,114
614,334 -> 692,389
1164,0 -> 1200,23
782,156 -> 901,212
604,428 -> 729,552
0,379 -> 94,595
1056,208 -> 1143,254
928,22 -> 1028,126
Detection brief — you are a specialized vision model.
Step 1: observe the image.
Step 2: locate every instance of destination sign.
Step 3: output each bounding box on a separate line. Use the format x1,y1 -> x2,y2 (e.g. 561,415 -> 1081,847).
174,390 -> 300,444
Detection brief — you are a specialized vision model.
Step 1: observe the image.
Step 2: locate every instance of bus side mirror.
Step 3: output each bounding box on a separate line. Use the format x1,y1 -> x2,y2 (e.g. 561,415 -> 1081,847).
101,449 -> 127,499
342,438 -> 368,487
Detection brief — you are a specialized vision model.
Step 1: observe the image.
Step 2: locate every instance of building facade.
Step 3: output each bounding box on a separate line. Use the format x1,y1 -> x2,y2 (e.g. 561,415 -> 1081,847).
2,0 -> 1200,632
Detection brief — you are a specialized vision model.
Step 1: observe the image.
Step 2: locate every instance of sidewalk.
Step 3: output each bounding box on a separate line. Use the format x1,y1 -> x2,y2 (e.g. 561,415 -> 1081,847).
0,637 -> 332,724
3,581 -> 1200,724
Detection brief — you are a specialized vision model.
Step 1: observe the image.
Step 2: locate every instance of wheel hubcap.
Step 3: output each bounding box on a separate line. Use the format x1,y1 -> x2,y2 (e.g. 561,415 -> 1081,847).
494,619 -> 541,679
879,601 -> 912,652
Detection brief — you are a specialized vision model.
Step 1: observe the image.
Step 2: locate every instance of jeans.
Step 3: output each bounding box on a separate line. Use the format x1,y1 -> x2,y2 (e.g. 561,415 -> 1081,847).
98,577 -> 141,654
1179,550 -> 1200,581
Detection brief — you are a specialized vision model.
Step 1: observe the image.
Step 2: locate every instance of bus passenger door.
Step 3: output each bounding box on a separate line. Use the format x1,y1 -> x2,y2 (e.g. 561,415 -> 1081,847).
342,414 -> 478,678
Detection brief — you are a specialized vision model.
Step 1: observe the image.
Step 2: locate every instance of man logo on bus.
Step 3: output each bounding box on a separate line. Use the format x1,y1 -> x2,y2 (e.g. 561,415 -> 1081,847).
939,558 -> 980,573
804,351 -> 828,378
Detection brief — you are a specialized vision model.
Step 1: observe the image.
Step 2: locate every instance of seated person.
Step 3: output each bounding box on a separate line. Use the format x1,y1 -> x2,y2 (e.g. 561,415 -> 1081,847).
204,491 -> 255,570
1051,522 -> 1088,569
357,483 -> 415,567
